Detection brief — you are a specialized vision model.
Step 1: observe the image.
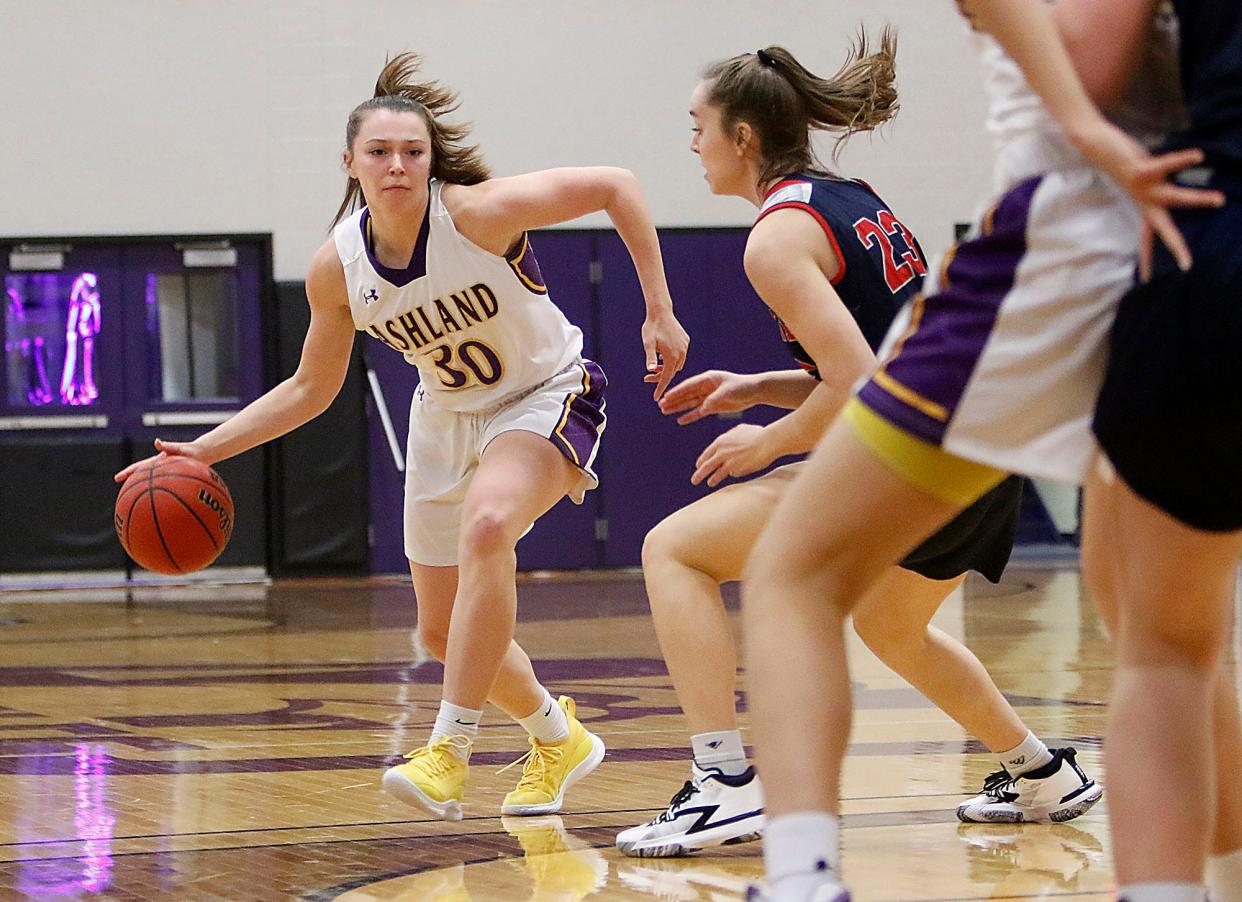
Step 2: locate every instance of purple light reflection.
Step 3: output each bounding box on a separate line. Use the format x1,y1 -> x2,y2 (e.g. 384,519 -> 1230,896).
58,273 -> 100,406
16,743 -> 115,897
74,744 -> 115,892
5,284 -> 53,406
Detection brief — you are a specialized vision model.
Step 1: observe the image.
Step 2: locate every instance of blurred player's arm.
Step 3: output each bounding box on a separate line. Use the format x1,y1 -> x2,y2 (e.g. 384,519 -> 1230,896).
117,240 -> 355,480
955,0 -> 1223,270
1051,0 -> 1162,108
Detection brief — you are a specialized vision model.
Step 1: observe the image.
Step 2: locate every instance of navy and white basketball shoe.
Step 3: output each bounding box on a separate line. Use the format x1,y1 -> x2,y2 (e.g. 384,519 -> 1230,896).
957,747 -> 1103,823
616,764 -> 765,857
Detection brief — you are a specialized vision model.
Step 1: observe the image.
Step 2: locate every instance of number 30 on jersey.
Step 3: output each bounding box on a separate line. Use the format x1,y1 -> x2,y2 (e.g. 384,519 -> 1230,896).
427,339 -> 504,388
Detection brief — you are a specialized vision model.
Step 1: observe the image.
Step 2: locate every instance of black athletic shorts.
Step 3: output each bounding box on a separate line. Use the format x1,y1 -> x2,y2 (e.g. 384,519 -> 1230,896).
1093,165 -> 1242,532
898,474 -> 1022,583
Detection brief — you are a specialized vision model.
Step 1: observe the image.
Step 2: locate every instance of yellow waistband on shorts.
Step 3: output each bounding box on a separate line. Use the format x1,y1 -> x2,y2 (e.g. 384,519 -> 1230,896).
842,397 -> 1007,506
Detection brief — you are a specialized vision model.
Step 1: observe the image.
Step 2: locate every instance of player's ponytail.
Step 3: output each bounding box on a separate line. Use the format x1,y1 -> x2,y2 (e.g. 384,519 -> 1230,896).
333,52 -> 491,226
703,28 -> 899,189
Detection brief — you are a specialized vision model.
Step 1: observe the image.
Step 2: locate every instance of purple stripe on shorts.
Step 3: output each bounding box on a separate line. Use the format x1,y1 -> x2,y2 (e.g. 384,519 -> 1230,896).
858,175 -> 1044,445
550,360 -> 607,470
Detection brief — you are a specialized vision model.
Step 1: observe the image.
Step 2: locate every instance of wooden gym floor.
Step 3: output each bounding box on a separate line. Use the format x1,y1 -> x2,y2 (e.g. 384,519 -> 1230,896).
0,562 -> 1218,900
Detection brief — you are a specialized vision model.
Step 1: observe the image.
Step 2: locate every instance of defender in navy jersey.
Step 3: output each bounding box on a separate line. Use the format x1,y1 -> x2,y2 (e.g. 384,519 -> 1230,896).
760,175 -> 925,356
617,38 -> 1094,871
755,172 -> 1024,583
116,52 -> 689,826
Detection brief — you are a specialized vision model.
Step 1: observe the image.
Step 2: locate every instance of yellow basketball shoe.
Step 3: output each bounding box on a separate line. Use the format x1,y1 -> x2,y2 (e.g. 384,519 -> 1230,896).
500,696 -> 606,816
382,734 -> 471,821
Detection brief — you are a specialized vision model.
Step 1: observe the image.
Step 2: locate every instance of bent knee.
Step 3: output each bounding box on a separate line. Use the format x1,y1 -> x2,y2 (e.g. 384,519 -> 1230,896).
416,622 -> 449,661
743,543 -> 868,618
459,508 -> 521,556
852,612 -> 924,659
642,513 -> 725,579
642,515 -> 691,568
1124,620 -> 1229,671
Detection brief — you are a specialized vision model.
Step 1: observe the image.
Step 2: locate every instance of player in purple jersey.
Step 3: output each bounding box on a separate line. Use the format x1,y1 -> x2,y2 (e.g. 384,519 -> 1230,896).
615,35 -> 1098,863
739,3 -> 1235,901
117,53 -> 689,824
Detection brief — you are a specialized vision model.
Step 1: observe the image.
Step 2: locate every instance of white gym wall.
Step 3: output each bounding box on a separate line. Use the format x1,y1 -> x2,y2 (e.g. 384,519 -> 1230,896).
2,1 -> 995,280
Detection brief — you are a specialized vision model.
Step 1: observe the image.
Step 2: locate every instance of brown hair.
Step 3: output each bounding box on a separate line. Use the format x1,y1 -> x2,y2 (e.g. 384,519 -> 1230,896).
332,52 -> 491,225
702,28 -> 899,189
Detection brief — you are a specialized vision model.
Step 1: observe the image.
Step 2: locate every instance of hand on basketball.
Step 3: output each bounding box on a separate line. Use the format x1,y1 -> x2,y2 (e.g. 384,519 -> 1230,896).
641,308 -> 690,402
659,370 -> 757,425
1069,120 -> 1225,271
113,438 -> 208,483
692,423 -> 776,487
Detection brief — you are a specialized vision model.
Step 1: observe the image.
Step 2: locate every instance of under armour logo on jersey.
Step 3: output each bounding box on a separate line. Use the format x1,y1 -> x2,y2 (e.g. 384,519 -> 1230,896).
363,287 -> 379,304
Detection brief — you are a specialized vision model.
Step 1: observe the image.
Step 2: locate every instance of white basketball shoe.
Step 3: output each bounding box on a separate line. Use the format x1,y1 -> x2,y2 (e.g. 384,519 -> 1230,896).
616,764 -> 765,857
957,747 -> 1103,823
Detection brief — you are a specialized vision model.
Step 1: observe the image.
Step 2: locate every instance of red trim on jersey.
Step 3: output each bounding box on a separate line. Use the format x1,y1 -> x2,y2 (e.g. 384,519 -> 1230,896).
756,200 -> 847,286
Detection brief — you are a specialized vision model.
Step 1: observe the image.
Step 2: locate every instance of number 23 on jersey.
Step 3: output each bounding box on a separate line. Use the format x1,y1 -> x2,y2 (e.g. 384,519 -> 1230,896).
853,210 -> 927,294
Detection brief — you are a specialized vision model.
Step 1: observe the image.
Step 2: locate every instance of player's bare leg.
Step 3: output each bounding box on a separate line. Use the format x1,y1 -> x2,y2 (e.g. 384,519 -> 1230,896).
742,419 -> 963,896
852,569 -> 1027,750
616,471 -> 791,857
1083,456 -> 1242,885
383,431 -> 599,820
642,470 -> 797,734
409,562 -> 548,719
441,430 -> 580,709
1208,657 -> 1242,900
1083,488 -> 1242,885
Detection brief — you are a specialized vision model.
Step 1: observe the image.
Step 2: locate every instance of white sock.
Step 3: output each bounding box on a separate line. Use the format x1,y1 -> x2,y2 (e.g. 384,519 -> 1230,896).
764,812 -> 842,897
516,689 -> 569,744
1116,883 -> 1208,902
430,700 -> 482,760
692,730 -> 749,776
996,730 -> 1053,777
1208,847 -> 1242,902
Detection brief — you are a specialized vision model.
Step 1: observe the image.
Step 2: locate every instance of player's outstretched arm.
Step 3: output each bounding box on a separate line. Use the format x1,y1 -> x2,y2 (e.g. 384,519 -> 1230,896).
955,0 -> 1224,269
744,212 -> 875,456
658,368 -> 817,426
450,167 -> 689,400
115,241 -> 356,482
689,212 -> 877,488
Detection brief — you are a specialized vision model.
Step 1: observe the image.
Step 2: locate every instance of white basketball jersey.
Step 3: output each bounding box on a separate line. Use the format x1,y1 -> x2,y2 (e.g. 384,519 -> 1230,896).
974,3 -> 1185,189
334,179 -> 583,412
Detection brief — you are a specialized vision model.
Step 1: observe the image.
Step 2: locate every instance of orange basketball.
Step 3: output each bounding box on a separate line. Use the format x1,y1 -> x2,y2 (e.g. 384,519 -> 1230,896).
114,457 -> 234,575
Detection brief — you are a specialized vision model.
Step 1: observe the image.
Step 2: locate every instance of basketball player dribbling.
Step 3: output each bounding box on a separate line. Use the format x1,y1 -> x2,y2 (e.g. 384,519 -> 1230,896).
616,34 -> 1100,861
736,2 -> 1233,900
115,52 -> 689,822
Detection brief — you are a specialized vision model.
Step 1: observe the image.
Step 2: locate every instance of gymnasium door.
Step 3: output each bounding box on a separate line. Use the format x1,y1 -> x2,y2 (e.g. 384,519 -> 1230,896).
0,237 -> 273,575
